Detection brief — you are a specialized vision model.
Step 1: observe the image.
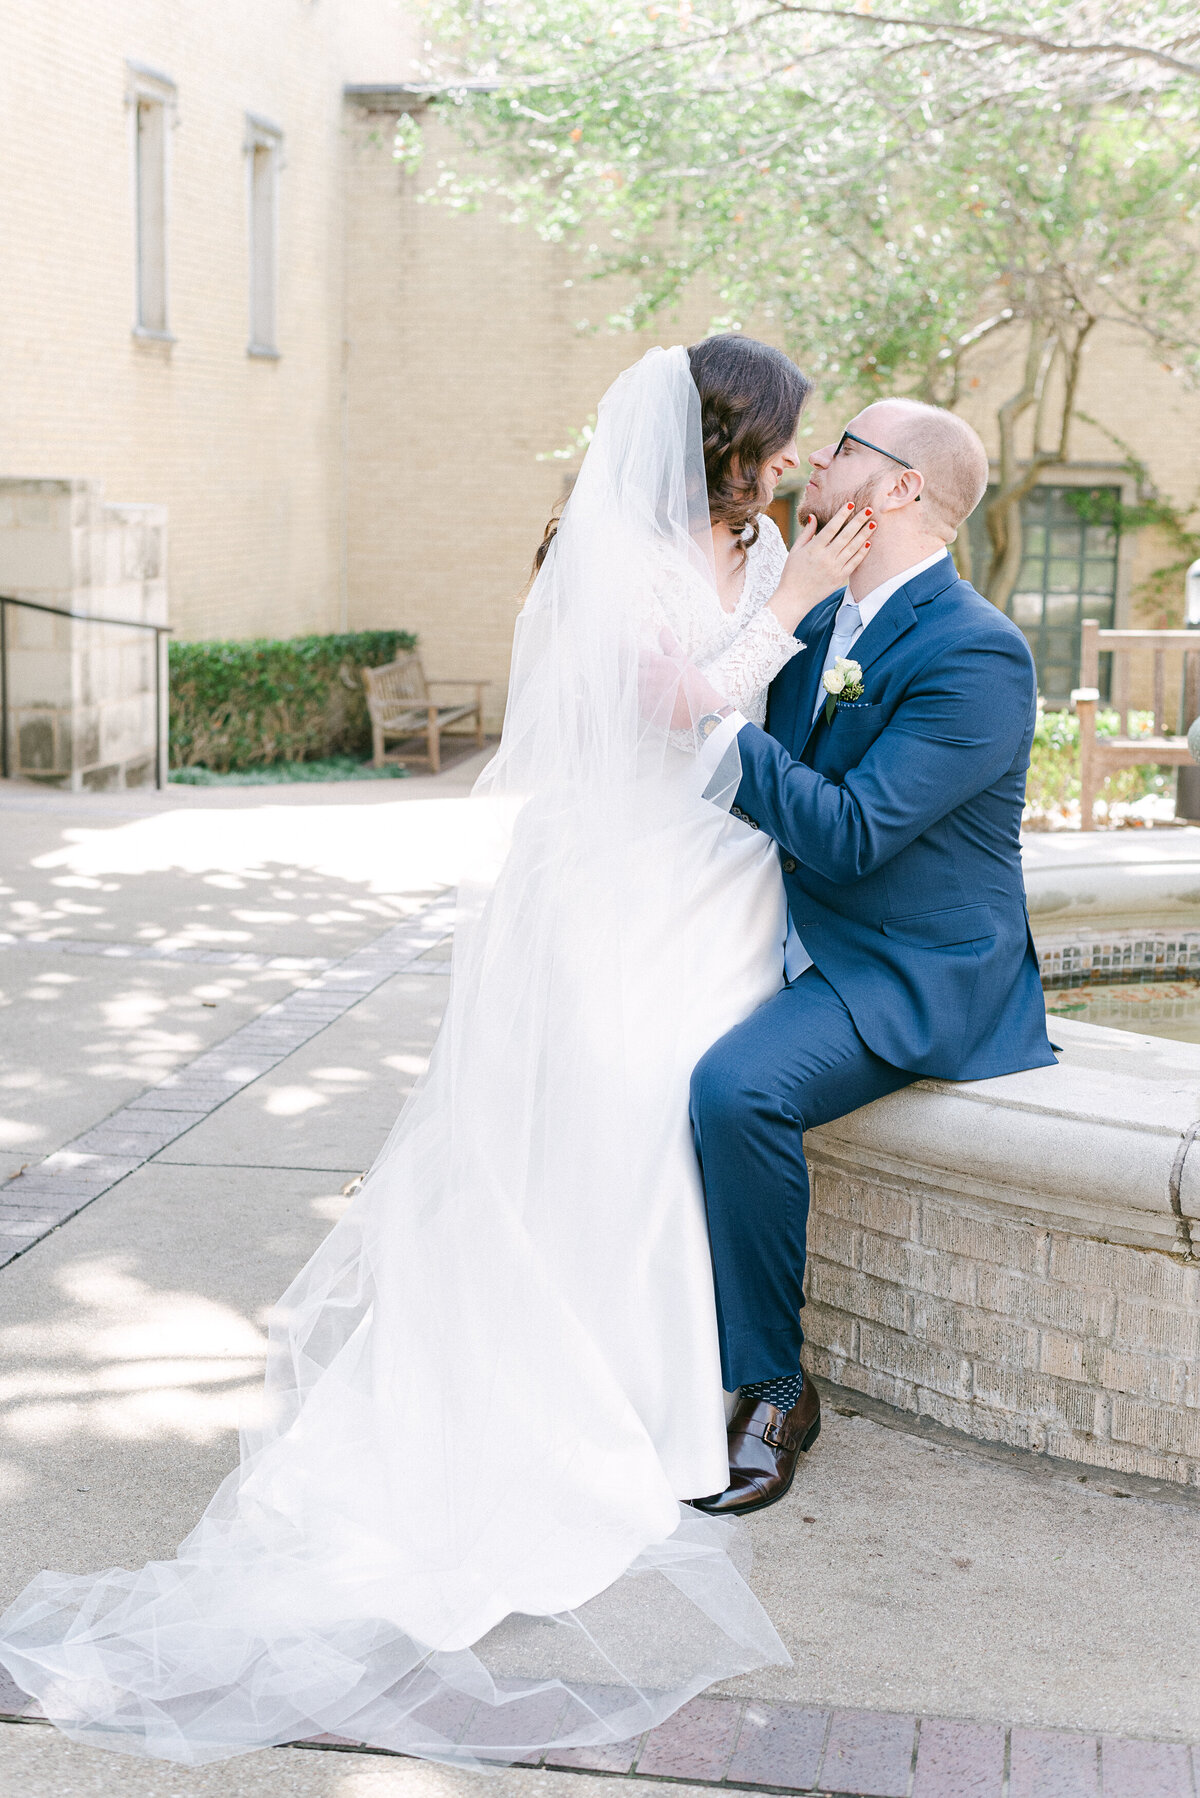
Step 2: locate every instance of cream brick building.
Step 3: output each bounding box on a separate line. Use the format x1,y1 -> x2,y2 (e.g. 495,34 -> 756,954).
0,0 -> 411,655
2,4 -> 1198,757
341,94 -> 1200,718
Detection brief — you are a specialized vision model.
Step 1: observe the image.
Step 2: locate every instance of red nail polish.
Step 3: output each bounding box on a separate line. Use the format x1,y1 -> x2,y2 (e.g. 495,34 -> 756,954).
847,502 -> 854,510
863,508 -> 872,516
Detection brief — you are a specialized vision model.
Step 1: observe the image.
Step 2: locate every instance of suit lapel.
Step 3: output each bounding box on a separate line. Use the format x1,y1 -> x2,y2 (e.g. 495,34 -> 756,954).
800,555 -> 962,751
778,592 -> 842,751
851,557 -> 959,675
770,558 -> 962,756
850,589 -> 918,677
831,550 -> 964,683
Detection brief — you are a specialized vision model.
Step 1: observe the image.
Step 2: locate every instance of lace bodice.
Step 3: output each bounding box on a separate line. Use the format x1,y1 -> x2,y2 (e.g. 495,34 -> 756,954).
650,515 -> 802,725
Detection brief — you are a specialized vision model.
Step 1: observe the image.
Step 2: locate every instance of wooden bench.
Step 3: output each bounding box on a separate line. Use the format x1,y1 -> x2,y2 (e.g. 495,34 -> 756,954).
361,653 -> 488,774
1073,619 -> 1200,829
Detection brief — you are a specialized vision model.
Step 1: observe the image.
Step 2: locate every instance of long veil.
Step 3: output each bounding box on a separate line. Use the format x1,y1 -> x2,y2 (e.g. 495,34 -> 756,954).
0,346 -> 788,1767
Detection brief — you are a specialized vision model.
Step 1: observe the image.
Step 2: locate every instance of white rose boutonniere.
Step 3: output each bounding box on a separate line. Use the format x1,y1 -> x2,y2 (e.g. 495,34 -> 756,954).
823,657 -> 864,724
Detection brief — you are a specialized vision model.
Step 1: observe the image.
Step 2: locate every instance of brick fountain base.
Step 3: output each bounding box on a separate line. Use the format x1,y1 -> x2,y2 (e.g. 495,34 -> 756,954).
802,829 -> 1200,1489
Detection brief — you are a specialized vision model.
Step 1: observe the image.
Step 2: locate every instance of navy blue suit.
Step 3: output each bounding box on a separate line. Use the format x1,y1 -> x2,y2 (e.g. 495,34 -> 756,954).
690,556 -> 1055,1390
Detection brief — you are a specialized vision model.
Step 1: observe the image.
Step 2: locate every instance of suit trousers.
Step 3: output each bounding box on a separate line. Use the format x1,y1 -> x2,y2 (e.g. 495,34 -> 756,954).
690,966 -> 915,1391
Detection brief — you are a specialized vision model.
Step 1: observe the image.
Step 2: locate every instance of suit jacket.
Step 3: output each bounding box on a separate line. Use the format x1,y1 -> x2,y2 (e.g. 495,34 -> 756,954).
731,556 -> 1055,1080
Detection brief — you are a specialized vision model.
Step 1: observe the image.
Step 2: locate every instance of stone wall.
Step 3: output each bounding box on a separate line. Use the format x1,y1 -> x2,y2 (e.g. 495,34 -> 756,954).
803,1147 -> 1200,1487
0,479 -> 166,788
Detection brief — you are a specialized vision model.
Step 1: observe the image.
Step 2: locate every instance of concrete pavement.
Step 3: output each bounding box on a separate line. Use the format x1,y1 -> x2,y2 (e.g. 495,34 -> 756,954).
0,1734 -> 634,1798
2,768 -> 1199,1795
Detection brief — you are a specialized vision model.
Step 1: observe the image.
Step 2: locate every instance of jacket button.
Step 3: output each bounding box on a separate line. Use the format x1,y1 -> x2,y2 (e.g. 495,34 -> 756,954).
782,857 -> 797,873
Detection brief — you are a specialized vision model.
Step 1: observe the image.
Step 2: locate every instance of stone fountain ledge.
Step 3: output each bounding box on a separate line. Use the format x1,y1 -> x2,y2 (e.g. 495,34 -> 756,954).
1024,825 -> 1200,980
801,828 -> 1200,1488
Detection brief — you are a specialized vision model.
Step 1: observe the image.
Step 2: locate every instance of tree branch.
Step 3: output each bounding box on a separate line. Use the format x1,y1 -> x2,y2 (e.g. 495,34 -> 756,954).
768,3 -> 1200,79
1056,316 -> 1096,461
984,322 -> 1057,607
454,0 -> 1199,103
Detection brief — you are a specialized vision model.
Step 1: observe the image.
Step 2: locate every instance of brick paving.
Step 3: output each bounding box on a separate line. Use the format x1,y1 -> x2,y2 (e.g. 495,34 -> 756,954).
1,1671 -> 1196,1795
0,925 -> 334,970
0,896 -> 455,1271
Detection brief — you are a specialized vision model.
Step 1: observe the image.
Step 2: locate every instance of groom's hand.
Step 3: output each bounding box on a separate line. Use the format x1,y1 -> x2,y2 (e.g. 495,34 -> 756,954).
639,629 -> 725,735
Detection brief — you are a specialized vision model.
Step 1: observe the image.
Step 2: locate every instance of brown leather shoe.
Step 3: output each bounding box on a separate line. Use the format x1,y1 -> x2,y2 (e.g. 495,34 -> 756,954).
691,1377 -> 820,1517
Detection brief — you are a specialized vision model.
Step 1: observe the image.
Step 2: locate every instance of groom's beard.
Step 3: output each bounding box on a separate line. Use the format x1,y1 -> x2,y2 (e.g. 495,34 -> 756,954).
804,474 -> 879,528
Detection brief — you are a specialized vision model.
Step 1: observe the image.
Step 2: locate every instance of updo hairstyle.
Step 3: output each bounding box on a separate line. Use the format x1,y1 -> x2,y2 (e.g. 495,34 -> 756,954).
532,334 -> 810,574
687,334 -> 811,552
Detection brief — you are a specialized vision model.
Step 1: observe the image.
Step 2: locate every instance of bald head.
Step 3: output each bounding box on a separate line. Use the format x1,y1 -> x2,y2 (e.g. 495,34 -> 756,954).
855,399 -> 990,536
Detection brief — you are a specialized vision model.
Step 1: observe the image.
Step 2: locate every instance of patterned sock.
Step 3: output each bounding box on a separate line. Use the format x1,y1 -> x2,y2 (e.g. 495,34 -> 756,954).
741,1369 -> 805,1411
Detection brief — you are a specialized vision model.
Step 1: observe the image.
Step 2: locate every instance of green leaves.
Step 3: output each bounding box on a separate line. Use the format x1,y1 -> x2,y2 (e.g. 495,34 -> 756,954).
419,0 -> 1200,409
169,631 -> 418,773
1025,705 -> 1169,817
392,113 -> 425,172
418,0 -> 1200,611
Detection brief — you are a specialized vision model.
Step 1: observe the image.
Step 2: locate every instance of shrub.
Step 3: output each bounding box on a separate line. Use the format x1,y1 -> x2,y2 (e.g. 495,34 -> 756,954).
169,630 -> 418,772
1025,708 -> 1170,819
170,756 -> 409,787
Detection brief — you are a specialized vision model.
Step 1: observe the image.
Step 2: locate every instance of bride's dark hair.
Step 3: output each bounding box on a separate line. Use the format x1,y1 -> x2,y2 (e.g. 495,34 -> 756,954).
532,334 -> 810,574
687,333 -> 812,552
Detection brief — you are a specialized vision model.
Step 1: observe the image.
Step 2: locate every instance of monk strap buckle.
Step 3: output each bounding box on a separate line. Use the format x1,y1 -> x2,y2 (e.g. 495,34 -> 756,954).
762,1417 -> 789,1449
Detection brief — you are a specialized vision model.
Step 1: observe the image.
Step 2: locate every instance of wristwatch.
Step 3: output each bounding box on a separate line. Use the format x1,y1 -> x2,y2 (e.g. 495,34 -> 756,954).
697,706 -> 734,740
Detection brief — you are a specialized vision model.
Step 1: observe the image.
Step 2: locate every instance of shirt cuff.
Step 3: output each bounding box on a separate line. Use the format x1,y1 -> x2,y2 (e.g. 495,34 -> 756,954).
696,710 -> 748,804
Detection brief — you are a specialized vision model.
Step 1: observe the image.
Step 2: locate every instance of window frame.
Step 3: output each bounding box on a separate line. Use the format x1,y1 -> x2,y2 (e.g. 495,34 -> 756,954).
245,115 -> 284,359
964,464 -> 1139,704
126,63 -> 177,344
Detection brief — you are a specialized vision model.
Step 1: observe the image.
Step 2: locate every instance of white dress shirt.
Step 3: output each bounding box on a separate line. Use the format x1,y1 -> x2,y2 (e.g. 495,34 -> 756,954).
830,547 -> 950,637
696,548 -> 950,984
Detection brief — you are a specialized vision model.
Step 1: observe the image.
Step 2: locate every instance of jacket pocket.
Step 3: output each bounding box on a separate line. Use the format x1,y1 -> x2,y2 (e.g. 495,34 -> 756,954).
881,903 -> 996,947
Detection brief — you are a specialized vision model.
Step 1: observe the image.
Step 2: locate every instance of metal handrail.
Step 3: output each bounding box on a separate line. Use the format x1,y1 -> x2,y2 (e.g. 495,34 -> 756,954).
0,595 -> 173,791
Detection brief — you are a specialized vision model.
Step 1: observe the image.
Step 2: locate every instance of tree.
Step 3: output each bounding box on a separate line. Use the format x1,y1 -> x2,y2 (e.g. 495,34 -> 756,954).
909,105 -> 1200,607
407,0 -> 1200,606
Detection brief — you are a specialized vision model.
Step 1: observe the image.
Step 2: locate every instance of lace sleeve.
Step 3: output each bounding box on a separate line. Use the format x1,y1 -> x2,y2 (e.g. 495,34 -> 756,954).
697,517 -> 802,724
644,518 -> 803,733
699,607 -> 803,724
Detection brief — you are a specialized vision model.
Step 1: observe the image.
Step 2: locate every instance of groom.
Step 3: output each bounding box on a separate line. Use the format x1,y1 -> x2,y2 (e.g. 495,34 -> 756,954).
688,398 -> 1055,1516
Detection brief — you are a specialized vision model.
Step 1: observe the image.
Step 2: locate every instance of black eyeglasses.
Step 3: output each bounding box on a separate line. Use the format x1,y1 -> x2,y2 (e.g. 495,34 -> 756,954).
834,429 -> 921,497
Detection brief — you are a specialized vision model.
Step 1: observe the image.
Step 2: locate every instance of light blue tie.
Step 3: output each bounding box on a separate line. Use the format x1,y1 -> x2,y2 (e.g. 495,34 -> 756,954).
782,598 -> 866,983
811,599 -> 863,725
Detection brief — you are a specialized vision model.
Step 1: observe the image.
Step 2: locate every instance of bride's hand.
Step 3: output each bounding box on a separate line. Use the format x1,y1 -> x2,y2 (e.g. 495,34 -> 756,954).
768,504 -> 874,635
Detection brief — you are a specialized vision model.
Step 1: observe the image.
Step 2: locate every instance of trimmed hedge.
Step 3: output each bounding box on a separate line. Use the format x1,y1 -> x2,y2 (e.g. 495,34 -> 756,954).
169,630 -> 418,772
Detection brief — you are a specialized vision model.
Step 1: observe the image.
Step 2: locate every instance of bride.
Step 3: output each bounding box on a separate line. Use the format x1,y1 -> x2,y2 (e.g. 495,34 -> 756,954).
0,337 -> 870,1768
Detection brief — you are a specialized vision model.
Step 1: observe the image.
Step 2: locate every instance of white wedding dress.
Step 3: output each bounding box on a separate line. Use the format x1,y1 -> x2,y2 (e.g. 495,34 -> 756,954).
0,348 -> 802,1768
